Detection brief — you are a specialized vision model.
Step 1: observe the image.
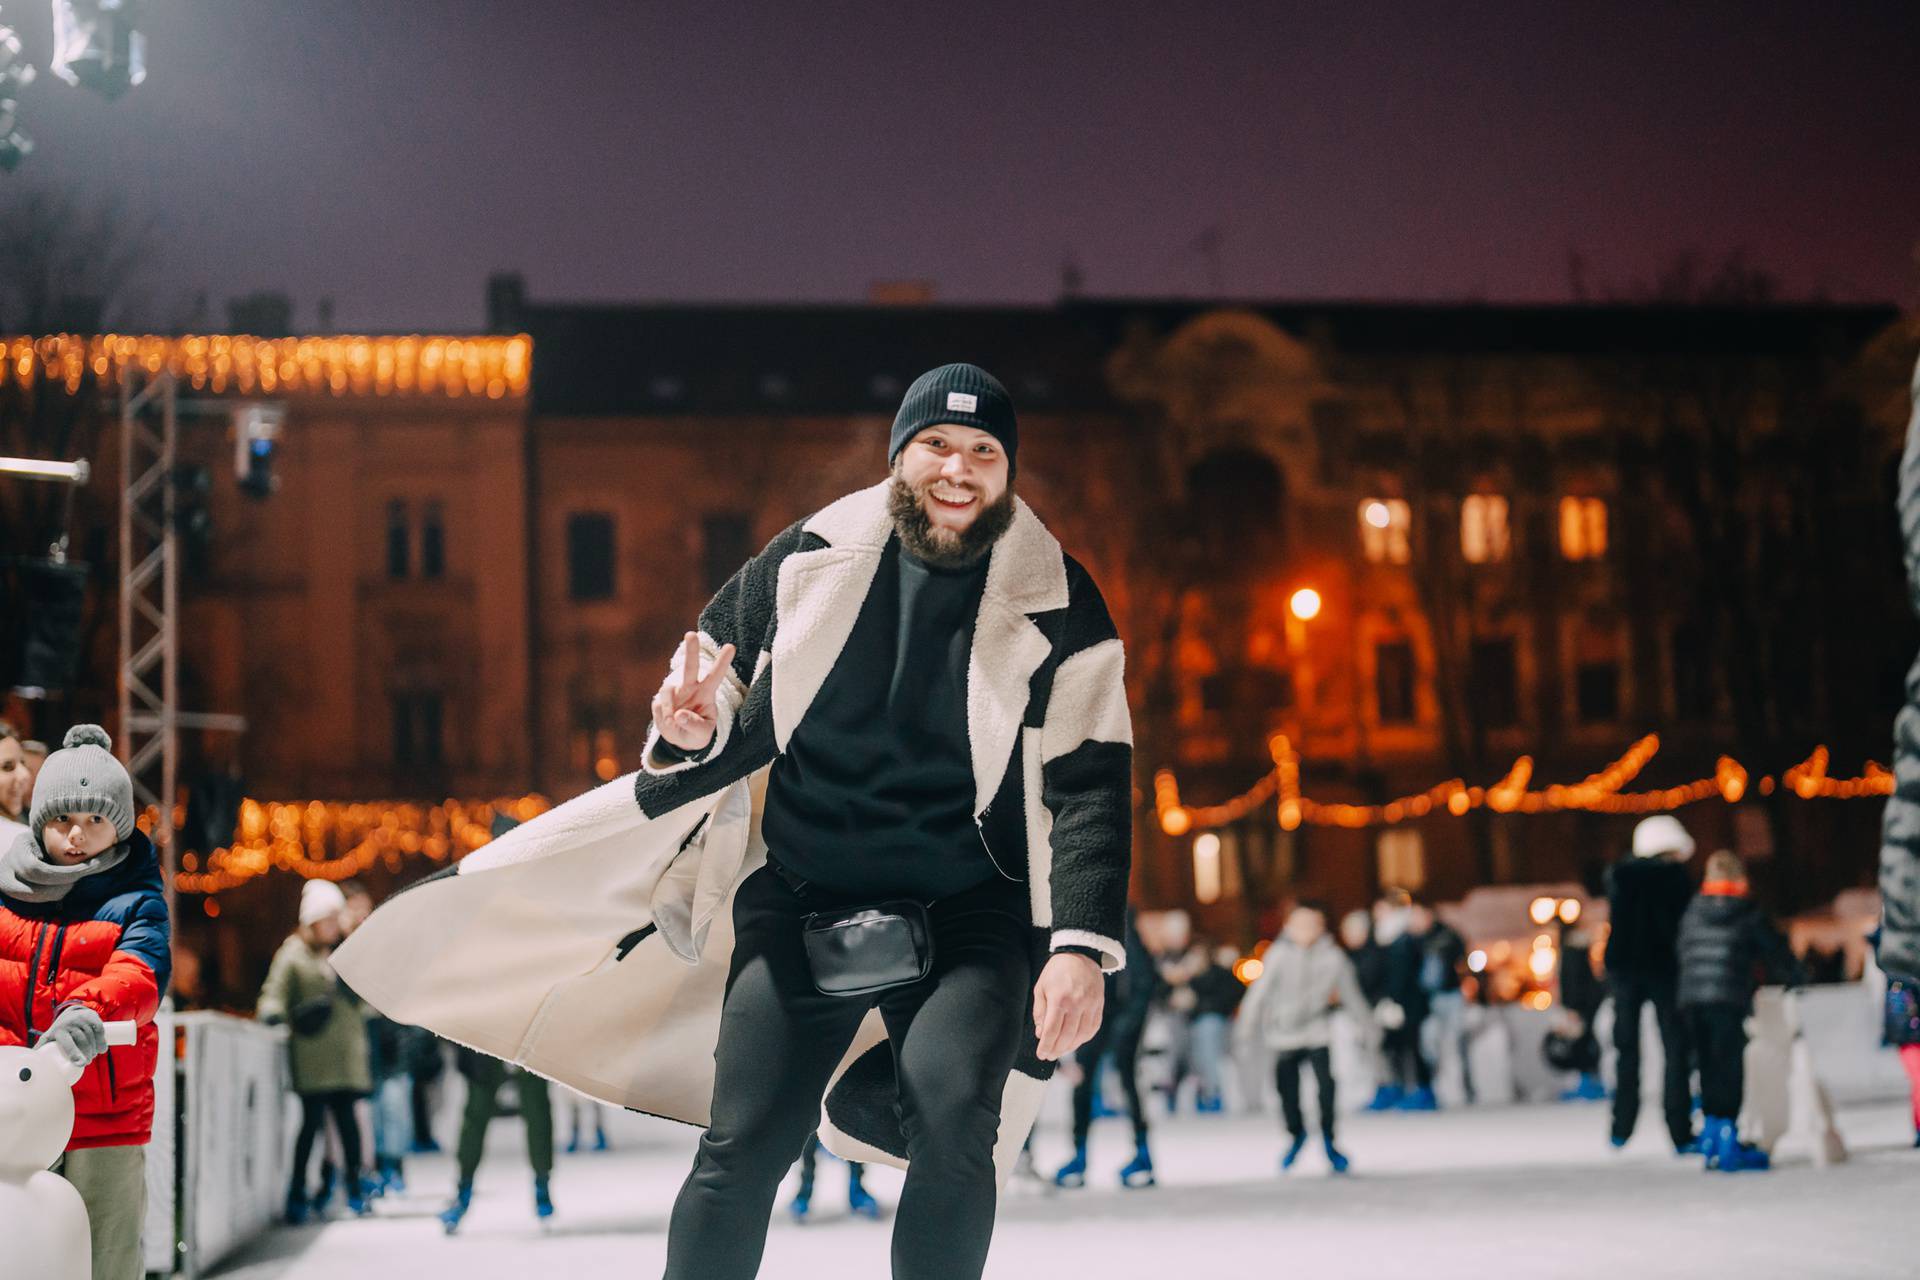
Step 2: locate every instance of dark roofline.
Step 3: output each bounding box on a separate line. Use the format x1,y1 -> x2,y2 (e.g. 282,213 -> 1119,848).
519,296 -> 1902,418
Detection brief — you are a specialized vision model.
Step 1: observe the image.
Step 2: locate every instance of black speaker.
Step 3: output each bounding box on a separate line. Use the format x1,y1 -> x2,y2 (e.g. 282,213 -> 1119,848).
11,558 -> 88,696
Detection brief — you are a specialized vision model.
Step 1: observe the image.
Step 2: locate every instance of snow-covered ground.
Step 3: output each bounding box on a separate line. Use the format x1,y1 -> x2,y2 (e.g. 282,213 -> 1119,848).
210,1095 -> 1918,1280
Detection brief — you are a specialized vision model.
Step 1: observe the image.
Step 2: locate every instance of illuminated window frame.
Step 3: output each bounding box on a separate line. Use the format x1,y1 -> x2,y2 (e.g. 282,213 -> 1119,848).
1559,496 -> 1608,561
1461,493 -> 1511,564
1358,498 -> 1412,564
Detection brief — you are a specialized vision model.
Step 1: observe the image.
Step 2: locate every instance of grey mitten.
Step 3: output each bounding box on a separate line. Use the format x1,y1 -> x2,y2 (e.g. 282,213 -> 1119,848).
44,1004 -> 109,1067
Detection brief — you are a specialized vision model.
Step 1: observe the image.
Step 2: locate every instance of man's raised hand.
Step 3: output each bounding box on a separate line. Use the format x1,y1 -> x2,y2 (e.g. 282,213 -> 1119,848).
651,632 -> 738,751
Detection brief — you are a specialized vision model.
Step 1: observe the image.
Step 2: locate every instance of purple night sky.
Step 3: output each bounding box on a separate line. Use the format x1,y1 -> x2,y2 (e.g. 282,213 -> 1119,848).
3,0 -> 1915,331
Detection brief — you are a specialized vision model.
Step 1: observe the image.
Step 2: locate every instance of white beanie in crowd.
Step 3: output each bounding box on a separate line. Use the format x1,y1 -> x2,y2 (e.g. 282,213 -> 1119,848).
299,878 -> 348,927
1631,815 -> 1696,860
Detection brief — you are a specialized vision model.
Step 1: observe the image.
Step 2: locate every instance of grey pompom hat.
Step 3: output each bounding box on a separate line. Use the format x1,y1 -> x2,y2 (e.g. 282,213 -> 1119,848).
29,724 -> 136,844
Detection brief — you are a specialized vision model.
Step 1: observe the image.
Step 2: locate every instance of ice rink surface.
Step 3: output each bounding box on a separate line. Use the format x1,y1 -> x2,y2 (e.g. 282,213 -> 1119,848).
212,1096 -> 1918,1280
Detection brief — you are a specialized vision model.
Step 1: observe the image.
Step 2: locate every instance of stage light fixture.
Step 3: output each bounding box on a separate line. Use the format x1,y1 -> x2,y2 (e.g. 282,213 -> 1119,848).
50,0 -> 146,101
0,19 -> 32,170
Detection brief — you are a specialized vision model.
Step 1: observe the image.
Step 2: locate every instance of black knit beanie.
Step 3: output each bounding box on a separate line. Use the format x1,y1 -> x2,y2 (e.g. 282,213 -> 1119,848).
888,363 -> 1017,479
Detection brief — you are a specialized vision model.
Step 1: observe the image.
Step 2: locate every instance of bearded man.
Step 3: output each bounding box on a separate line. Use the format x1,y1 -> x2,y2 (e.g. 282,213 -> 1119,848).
333,363 -> 1133,1280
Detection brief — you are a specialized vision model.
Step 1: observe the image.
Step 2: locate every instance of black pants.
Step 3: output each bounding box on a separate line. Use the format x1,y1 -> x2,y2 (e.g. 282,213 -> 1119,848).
1685,1005 -> 1748,1120
1275,1046 -> 1337,1142
289,1090 -> 362,1208
1610,973 -> 1694,1147
411,1067 -> 438,1147
1069,993 -> 1148,1147
1384,1019 -> 1432,1091
664,865 -> 1032,1280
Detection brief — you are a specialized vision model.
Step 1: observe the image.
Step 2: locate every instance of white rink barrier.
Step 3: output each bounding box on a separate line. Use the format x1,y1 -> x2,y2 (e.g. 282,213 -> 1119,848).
155,1011 -> 290,1277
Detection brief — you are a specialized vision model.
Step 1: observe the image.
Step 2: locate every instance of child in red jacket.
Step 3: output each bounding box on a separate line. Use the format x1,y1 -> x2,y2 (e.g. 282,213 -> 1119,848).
0,725 -> 171,1280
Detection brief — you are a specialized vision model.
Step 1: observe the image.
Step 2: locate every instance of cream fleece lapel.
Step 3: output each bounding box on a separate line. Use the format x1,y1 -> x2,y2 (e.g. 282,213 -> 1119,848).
771,480 -> 1070,817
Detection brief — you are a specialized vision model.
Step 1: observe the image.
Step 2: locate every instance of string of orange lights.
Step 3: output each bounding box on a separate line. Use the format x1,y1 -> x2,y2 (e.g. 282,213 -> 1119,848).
1153,734 -> 1892,836
1,334 -> 532,399
154,796 -> 551,911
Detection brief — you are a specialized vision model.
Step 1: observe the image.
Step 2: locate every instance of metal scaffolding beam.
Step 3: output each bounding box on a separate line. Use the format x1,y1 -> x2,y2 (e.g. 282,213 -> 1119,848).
118,366 -> 177,925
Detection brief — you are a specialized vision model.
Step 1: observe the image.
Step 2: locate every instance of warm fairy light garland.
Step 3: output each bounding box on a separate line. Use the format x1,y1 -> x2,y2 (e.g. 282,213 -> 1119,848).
1153,734 -> 1892,836
152,795 -> 552,898
1,333 -> 532,399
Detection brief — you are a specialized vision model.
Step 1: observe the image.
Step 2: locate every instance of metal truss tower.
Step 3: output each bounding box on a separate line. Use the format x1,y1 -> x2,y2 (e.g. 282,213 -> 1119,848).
118,366 -> 178,921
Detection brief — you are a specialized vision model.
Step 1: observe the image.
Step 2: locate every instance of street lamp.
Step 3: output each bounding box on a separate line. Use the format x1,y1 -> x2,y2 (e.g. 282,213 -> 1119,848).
1288,587 -> 1322,622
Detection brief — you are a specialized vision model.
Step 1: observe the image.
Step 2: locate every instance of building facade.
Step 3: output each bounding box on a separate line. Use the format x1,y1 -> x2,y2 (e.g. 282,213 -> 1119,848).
8,299 -> 1912,970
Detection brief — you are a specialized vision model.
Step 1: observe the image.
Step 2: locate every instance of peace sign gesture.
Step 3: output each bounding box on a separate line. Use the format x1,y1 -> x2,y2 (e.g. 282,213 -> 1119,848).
651,632 -> 739,751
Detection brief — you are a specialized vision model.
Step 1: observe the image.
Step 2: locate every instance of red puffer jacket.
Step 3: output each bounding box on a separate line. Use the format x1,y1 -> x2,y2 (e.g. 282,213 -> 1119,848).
0,832 -> 169,1148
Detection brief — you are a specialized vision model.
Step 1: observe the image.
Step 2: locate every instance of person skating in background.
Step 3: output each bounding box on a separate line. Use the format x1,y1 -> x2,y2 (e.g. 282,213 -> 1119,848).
1676,850 -> 1804,1171
438,1048 -> 555,1233
365,1010 -> 430,1195
307,879 -> 380,1213
1411,900 -> 1474,1105
789,1132 -> 879,1222
565,1088 -> 612,1153
1554,914 -> 1609,1101
1604,814 -> 1699,1152
1184,937 -> 1245,1113
1875,935 -> 1920,1148
1,725 -> 172,1280
258,878 -> 374,1222
1371,892 -> 1435,1110
1237,902 -> 1376,1174
1339,908 -> 1392,1108
1056,910 -> 1158,1189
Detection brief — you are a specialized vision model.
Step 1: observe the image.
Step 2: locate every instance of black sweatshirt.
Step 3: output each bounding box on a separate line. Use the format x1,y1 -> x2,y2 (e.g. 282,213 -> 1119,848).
758,536 -> 1004,901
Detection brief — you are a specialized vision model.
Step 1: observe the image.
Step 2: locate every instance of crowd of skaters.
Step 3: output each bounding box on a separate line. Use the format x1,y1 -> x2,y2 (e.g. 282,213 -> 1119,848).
9,708 -> 1920,1273
1038,813 -> 1920,1186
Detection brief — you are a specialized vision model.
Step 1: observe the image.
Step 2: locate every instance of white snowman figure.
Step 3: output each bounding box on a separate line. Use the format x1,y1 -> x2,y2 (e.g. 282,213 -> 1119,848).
0,1021 -> 137,1280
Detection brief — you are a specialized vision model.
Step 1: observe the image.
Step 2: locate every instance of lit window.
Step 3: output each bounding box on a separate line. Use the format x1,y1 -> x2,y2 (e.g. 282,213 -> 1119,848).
1559,496 -> 1608,561
1359,499 -> 1411,564
1377,828 -> 1425,891
1461,494 -> 1510,564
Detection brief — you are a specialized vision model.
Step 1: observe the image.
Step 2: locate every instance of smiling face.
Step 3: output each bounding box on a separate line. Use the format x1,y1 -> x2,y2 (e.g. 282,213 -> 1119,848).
41,812 -> 119,866
0,734 -> 27,821
887,423 -> 1016,568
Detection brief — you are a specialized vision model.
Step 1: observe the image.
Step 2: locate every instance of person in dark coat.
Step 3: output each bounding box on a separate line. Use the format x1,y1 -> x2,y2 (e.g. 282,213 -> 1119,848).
1676,851 -> 1803,1171
1877,346 -> 1920,1146
1413,902 -> 1474,1104
1340,908 -> 1394,1108
1554,918 -> 1609,1100
1603,815 -> 1699,1151
1372,893 -> 1435,1110
1055,910 -> 1159,1188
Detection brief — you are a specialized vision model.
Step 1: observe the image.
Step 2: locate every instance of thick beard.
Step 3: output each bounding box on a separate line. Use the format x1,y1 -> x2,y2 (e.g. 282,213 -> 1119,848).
888,471 -> 1016,570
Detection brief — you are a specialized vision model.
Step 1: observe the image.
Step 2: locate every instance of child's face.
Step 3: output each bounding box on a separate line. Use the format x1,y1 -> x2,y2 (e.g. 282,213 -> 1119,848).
43,813 -> 119,865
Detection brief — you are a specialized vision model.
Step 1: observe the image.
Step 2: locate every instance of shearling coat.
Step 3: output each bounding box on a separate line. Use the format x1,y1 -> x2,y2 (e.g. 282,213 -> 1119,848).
1882,348 -> 1920,985
330,481 -> 1134,1175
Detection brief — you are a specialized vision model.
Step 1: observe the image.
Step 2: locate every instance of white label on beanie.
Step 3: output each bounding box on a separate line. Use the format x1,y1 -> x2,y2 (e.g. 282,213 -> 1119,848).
946,391 -> 978,413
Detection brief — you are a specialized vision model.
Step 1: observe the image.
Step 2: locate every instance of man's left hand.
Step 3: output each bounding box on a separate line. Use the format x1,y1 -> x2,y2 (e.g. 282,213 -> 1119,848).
1033,952 -> 1105,1061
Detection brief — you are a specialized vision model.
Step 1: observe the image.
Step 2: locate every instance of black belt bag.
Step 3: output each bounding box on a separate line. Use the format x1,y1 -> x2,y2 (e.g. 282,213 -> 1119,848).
801,900 -> 933,997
